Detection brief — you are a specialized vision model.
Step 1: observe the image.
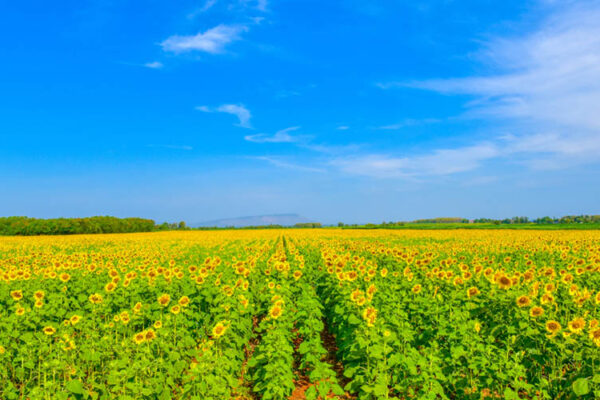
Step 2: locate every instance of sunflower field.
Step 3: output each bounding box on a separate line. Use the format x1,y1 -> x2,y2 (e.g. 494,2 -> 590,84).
2,229 -> 600,399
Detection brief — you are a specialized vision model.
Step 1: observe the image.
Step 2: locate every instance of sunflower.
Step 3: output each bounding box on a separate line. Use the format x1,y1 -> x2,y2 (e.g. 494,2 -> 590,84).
350,289 -> 363,302
43,326 -> 56,336
89,293 -> 103,304
70,315 -> 82,325
154,320 -> 163,329
132,302 -> 142,313
59,273 -> 71,282
546,320 -> 561,336
293,270 -> 303,280
380,268 -> 388,277
516,295 -> 531,308
120,312 -> 130,324
467,287 -> 480,298
211,321 -> 228,338
269,304 -> 283,319
34,290 -> 45,300
589,328 -> 600,346
15,306 -> 25,316
568,317 -> 586,334
178,296 -> 190,307
497,275 -> 512,290
10,290 -> 23,301
412,284 -> 422,294
170,305 -> 181,315
105,282 -> 116,292
34,300 -> 44,309
157,294 -> 170,307
145,329 -> 156,341
541,293 -> 555,305
0,345 -> 5,354
133,332 -> 146,344
529,306 -> 544,318
362,306 -> 377,327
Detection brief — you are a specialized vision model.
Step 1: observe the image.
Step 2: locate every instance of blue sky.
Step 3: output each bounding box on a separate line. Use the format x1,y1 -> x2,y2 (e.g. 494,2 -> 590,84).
1,0 -> 599,224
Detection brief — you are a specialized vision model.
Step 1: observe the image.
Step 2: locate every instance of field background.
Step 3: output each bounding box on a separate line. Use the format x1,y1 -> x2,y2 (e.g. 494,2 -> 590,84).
2,229 -> 600,399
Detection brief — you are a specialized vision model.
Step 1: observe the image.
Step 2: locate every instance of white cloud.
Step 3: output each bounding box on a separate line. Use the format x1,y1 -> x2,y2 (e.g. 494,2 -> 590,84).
377,2 -> 600,169
196,104 -> 252,128
336,126 -> 350,130
332,144 -> 499,178
161,24 -> 248,54
245,126 -> 302,143
144,61 -> 164,69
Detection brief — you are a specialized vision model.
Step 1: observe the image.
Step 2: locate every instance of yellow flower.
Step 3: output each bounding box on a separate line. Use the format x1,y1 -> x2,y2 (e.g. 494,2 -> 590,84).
178,296 -> 190,307
568,317 -> 586,334
529,306 -> 544,318
154,320 -> 163,329
269,304 -> 283,319
89,293 -> 103,304
10,290 -> 23,301
211,321 -> 228,338
412,284 -> 422,294
157,294 -> 170,307
474,321 -> 481,333
43,326 -> 56,336
516,295 -> 531,308
466,287 -> 480,298
105,282 -> 116,292
33,290 -> 45,300
133,332 -> 146,344
70,315 -> 82,325
170,305 -> 181,315
145,329 -> 157,341
59,273 -> 71,282
546,320 -> 561,336
0,345 -> 5,354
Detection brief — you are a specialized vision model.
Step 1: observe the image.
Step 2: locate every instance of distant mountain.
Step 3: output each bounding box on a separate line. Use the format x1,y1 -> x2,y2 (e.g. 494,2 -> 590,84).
193,213 -> 313,228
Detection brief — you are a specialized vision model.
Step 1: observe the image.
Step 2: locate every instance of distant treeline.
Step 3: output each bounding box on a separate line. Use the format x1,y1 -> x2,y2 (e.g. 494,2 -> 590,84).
0,216 -> 180,236
338,215 -> 600,229
473,215 -> 600,224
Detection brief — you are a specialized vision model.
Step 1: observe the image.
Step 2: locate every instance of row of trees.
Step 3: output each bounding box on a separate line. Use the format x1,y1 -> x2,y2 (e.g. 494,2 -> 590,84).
0,216 -> 159,236
474,215 -> 600,224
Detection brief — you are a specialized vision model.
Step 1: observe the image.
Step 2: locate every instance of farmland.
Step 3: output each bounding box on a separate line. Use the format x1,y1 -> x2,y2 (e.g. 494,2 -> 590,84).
2,229 -> 600,399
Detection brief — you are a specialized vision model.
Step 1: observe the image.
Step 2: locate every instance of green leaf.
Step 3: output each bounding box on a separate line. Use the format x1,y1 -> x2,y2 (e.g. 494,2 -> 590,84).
573,378 -> 590,396
66,380 -> 85,395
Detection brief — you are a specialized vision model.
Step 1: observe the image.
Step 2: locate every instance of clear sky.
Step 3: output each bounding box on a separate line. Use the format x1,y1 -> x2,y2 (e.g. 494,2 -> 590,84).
1,0 -> 599,224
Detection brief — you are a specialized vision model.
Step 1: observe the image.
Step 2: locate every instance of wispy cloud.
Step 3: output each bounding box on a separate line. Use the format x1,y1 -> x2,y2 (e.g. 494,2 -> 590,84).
144,61 -> 164,69
245,126 -> 303,143
375,118 -> 440,130
332,143 -> 499,178
161,24 -> 248,54
375,1 -> 600,171
187,0 -> 219,19
196,104 -> 252,128
336,126 -> 350,130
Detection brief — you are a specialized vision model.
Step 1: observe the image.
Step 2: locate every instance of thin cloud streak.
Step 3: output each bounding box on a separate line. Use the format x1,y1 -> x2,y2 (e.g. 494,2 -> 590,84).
161,24 -> 248,54
196,104 -> 252,128
245,126 -> 303,143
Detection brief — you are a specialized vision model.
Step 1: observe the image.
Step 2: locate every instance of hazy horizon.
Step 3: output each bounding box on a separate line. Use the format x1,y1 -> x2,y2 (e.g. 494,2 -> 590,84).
2,0 -> 599,224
